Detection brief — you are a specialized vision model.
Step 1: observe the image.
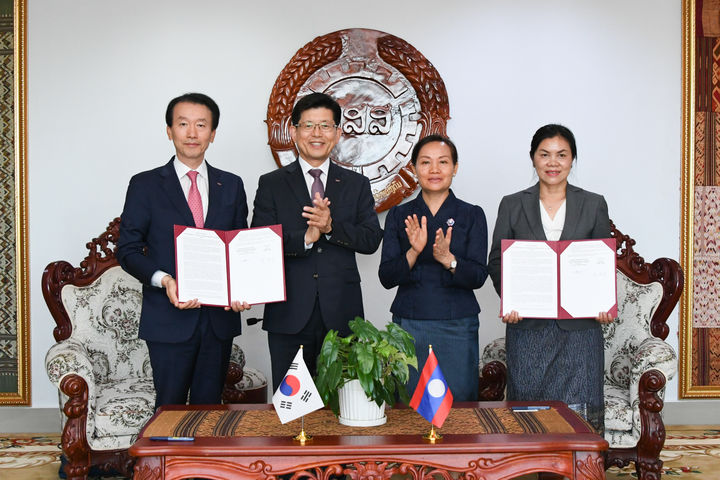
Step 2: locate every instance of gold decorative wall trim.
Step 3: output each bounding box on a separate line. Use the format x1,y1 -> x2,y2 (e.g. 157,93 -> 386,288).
0,0 -> 29,406
680,0 -> 720,398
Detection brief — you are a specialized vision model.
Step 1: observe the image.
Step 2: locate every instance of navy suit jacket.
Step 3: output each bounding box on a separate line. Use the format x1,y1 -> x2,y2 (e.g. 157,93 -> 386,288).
251,160 -> 383,335
378,190 -> 488,319
117,158 -> 248,343
487,182 -> 611,331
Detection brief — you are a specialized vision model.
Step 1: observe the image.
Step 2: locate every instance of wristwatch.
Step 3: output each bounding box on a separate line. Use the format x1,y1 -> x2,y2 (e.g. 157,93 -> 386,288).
448,259 -> 457,270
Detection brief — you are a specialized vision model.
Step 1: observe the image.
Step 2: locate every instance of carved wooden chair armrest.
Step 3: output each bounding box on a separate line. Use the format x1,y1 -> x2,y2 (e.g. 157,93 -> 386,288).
222,344 -> 268,404
478,337 -> 507,401
628,338 -> 677,412
45,340 -> 99,420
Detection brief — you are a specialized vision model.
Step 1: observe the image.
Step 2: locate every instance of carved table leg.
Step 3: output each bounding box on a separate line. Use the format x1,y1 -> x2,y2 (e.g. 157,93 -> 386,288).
92,450 -> 136,478
60,375 -> 90,480
636,459 -> 663,480
574,452 -> 606,480
134,456 -> 163,480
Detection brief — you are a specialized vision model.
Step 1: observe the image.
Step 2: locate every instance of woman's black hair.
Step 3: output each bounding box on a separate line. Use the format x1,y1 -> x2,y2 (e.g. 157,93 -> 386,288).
529,124 -> 577,160
410,134 -> 458,165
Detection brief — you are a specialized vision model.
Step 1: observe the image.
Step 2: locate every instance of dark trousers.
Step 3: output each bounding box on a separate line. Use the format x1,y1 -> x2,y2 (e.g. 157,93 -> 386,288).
146,310 -> 233,409
268,298 -> 328,391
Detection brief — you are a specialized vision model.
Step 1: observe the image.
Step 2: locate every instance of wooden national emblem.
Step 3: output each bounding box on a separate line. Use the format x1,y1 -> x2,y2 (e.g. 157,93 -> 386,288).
266,28 -> 450,212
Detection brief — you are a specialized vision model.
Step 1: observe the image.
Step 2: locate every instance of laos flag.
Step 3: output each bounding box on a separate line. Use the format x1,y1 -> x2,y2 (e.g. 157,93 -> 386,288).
409,348 -> 453,428
272,347 -> 324,424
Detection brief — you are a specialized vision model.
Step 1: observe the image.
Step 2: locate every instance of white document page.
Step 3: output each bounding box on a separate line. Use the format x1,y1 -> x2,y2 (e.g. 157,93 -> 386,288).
228,227 -> 285,305
502,241 -> 558,318
559,240 -> 616,318
175,228 -> 229,305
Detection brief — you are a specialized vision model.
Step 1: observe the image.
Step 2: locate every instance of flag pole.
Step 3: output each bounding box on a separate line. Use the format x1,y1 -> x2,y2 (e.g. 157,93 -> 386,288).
293,415 -> 312,444
291,345 -> 313,444
422,345 -> 443,443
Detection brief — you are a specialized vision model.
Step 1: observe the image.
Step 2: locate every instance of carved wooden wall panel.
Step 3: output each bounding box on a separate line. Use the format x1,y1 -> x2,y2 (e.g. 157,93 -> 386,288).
266,28 -> 450,212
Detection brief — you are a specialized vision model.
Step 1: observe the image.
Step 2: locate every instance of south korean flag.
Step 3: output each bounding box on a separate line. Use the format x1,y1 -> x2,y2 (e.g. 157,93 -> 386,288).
272,347 -> 325,424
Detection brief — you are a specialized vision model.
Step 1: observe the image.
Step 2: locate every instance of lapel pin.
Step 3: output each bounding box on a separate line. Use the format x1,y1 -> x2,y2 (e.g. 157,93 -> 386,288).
446,218 -> 455,227
217,182 -> 222,186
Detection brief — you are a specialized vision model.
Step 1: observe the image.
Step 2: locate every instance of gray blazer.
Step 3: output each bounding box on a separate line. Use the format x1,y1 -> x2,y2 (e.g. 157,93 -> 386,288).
487,182 -> 611,331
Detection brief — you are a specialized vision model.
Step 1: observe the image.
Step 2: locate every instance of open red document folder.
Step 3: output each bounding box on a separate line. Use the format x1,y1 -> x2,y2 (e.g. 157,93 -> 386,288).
174,224 -> 286,307
500,238 -> 617,319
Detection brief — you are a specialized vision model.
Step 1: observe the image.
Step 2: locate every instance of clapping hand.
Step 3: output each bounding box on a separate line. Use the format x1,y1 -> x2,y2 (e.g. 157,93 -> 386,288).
303,193 -> 332,244
405,214 -> 427,253
433,226 -> 456,269
404,214 -> 427,268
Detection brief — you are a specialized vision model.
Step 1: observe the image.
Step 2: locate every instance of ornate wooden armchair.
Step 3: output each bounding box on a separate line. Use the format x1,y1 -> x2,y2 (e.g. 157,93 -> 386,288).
478,222 -> 683,480
43,218 -> 267,480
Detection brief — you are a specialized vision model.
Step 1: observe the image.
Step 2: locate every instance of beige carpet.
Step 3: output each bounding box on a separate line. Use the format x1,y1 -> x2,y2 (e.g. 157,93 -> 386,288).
1,427 -> 718,479
0,434 -> 66,480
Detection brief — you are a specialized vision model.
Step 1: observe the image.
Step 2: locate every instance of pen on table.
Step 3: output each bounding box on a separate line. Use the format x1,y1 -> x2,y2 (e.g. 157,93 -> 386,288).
149,436 -> 195,442
511,406 -> 551,412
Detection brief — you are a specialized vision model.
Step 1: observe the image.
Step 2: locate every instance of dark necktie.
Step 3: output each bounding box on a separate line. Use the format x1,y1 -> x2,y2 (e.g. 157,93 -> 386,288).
309,168 -> 324,199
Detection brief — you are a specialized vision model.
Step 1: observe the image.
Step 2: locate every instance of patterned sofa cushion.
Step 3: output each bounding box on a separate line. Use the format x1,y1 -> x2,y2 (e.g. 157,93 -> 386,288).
603,272 -> 663,388
230,343 -> 246,370
91,377 -> 156,448
481,337 -> 507,365
235,366 -> 267,391
608,353 -> 632,390
604,384 -> 633,431
61,266 -> 150,383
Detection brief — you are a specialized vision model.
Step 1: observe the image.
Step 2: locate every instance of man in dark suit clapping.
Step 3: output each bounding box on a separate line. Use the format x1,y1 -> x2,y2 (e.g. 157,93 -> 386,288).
252,93 -> 382,389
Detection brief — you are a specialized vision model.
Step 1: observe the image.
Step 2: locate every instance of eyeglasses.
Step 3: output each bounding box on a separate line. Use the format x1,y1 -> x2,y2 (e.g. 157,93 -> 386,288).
294,121 -> 337,133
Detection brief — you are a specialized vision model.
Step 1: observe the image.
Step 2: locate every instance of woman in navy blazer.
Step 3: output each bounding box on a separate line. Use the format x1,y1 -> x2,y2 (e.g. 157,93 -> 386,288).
379,135 -> 488,401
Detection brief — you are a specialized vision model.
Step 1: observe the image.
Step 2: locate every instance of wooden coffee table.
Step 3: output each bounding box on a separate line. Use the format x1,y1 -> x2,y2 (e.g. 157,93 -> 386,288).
129,401 -> 607,480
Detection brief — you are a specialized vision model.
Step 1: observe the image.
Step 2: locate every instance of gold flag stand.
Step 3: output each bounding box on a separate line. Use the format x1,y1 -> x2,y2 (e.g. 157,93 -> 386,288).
293,415 -> 312,445
423,424 -> 442,443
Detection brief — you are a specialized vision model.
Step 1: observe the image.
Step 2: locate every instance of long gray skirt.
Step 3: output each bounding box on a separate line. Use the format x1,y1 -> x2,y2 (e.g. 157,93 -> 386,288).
506,321 -> 605,434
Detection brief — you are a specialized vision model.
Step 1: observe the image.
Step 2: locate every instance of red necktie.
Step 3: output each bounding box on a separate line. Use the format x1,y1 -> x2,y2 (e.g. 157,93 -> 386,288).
187,170 -> 204,228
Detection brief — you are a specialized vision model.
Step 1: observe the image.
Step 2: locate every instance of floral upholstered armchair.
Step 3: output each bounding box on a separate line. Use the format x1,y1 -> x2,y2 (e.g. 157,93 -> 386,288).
478,222 -> 683,480
43,218 -> 267,480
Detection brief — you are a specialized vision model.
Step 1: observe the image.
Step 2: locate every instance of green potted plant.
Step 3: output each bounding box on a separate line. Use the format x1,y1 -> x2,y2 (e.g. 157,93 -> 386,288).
315,317 -> 418,426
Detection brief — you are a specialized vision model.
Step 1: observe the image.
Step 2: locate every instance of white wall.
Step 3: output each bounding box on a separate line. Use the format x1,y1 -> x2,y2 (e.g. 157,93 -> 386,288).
25,0 -> 687,408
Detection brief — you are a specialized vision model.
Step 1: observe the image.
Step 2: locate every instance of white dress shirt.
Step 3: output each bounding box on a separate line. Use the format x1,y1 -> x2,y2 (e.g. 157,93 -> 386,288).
298,156 -> 329,198
151,158 -> 210,288
540,199 -> 566,241
174,158 -> 209,220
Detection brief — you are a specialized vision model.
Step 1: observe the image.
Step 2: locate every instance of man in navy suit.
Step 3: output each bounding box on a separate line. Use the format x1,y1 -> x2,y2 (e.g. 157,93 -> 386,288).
252,93 -> 383,389
118,93 -> 250,408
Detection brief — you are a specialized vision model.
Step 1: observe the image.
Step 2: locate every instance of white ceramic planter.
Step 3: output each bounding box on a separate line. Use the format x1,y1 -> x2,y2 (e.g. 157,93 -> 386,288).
338,379 -> 387,427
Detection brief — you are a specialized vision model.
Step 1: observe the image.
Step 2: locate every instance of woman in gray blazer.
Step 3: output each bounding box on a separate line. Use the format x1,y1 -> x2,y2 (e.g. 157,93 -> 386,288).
487,124 -> 613,433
